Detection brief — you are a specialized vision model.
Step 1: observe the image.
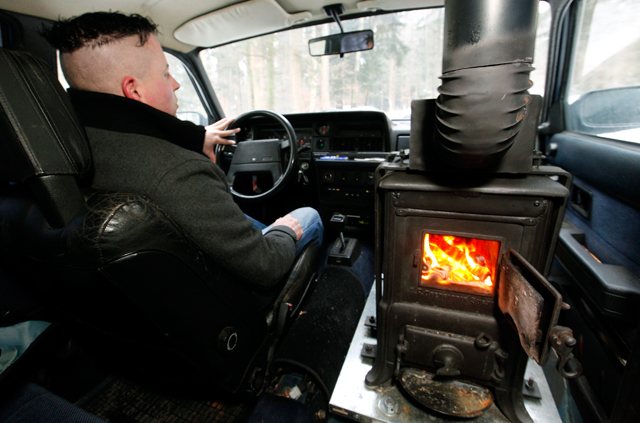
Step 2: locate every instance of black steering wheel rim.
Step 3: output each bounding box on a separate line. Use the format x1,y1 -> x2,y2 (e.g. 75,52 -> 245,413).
223,109 -> 297,201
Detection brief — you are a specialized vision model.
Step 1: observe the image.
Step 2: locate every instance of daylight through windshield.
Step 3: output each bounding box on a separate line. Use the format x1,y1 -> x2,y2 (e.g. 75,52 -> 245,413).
200,5 -> 549,119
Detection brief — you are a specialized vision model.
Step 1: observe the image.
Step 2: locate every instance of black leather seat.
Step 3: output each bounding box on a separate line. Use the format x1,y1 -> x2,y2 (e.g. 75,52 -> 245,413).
0,48 -> 319,393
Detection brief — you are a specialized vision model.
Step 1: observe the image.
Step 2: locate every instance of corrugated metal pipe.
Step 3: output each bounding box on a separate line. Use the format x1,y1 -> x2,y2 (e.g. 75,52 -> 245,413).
435,0 -> 538,169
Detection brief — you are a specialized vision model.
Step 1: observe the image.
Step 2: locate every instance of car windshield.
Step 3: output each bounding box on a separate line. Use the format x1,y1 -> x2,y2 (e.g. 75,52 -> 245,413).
200,4 -> 550,120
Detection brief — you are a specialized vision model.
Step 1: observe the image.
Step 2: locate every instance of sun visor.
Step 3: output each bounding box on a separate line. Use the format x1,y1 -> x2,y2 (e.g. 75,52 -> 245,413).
174,0 -> 312,47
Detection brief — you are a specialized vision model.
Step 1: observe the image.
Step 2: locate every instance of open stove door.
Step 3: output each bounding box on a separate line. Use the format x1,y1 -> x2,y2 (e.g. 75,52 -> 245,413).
499,249 -> 580,376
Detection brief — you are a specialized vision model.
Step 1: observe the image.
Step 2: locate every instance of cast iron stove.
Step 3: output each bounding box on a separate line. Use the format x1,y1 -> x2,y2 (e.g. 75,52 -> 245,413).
364,1 -> 580,421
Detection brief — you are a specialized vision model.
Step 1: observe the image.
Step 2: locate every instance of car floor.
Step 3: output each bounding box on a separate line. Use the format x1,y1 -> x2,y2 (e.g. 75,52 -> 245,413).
0,239 -> 374,423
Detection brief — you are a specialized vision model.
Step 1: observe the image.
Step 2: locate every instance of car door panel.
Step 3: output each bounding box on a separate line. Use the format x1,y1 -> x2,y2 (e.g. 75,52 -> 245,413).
546,130 -> 640,420
551,132 -> 640,209
550,131 -> 640,305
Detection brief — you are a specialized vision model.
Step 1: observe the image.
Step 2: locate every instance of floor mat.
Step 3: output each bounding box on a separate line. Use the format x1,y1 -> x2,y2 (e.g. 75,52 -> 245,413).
78,376 -> 250,423
76,266 -> 367,422
274,265 -> 366,396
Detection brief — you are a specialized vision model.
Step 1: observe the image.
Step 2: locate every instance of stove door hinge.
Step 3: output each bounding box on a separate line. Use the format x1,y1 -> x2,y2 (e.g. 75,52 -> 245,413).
549,325 -> 582,379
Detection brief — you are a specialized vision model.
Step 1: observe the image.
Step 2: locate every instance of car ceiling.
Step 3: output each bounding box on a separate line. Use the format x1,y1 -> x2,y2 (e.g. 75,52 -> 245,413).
0,0 -> 442,52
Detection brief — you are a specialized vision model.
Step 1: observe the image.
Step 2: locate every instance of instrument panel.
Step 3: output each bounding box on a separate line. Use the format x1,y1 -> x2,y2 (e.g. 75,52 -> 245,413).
236,110 -> 391,230
251,110 -> 391,154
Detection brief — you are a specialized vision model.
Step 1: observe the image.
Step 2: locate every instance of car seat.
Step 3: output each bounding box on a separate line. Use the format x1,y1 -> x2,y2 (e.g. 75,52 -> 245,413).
0,48 -> 319,394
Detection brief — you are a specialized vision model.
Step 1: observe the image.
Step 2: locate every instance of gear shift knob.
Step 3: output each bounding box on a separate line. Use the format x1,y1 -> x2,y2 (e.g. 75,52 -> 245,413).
329,213 -> 346,230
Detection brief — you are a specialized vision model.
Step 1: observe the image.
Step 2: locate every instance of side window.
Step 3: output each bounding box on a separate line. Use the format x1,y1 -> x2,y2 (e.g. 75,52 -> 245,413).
566,0 -> 640,143
165,53 -> 209,125
531,0 -> 551,97
57,51 -> 209,127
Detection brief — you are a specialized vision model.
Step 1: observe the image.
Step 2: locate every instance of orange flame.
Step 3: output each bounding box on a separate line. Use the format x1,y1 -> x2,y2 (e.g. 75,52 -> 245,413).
421,233 -> 500,295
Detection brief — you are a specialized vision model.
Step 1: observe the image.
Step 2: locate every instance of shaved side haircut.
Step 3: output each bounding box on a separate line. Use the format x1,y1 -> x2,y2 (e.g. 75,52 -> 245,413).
42,11 -> 158,52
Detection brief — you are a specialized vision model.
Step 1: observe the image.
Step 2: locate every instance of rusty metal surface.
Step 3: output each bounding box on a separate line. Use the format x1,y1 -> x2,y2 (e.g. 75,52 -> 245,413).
398,368 -> 493,418
498,249 -> 563,364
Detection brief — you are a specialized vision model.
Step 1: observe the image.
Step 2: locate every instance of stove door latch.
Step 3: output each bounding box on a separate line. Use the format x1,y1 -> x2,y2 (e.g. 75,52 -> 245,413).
549,325 -> 582,379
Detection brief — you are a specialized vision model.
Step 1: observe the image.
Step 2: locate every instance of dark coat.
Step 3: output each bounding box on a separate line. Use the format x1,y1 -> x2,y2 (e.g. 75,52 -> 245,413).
68,89 -> 297,288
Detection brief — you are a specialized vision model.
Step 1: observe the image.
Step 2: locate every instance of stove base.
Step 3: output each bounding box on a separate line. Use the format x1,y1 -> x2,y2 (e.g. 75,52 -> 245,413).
329,286 -> 562,422
398,367 -> 493,418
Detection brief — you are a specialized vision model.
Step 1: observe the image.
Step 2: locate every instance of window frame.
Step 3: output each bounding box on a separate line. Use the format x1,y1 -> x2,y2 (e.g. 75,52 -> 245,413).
164,49 -> 214,125
561,0 -> 640,144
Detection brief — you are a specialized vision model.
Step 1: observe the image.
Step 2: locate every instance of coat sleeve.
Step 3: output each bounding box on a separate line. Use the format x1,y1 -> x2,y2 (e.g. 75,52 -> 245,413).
152,157 -> 297,288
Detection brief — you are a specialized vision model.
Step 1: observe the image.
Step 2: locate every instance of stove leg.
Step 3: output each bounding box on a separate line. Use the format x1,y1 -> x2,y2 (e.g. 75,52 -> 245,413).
494,348 -> 534,423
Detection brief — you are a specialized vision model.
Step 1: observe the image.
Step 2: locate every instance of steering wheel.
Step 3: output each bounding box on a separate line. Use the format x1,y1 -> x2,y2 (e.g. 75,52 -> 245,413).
219,110 -> 297,201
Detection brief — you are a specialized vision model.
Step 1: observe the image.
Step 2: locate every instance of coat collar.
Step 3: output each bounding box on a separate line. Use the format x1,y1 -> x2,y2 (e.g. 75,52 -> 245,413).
67,88 -> 205,154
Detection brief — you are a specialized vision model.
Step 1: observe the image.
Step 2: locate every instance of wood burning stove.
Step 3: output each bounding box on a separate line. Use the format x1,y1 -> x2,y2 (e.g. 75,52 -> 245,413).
366,155 -> 572,420
364,1 -> 580,420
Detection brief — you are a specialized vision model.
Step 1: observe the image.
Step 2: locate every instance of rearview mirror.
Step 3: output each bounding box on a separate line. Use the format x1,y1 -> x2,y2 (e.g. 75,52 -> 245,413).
308,30 -> 374,57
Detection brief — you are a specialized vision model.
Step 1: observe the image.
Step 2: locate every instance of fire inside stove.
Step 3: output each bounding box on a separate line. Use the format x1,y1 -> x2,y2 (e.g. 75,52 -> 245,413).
420,233 -> 501,295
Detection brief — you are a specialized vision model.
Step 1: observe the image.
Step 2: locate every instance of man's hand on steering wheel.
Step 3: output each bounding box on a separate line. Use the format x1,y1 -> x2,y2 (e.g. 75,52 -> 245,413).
203,117 -> 239,163
222,110 -> 298,201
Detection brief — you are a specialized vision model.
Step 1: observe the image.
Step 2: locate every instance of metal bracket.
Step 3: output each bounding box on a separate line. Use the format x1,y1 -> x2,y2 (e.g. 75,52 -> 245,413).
361,343 -> 377,359
522,377 -> 542,399
364,315 -> 376,330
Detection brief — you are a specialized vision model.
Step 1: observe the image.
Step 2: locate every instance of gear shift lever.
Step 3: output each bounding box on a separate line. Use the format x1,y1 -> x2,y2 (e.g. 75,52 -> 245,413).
328,213 -> 360,265
330,213 -> 347,251
339,231 -> 346,252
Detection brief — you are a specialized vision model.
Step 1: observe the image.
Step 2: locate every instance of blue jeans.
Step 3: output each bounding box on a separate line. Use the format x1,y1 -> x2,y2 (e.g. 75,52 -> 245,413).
247,207 -> 324,256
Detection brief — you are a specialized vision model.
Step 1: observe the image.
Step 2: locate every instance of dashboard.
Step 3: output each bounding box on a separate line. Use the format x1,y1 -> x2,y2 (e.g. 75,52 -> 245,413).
229,110 -> 397,231
249,110 -> 392,154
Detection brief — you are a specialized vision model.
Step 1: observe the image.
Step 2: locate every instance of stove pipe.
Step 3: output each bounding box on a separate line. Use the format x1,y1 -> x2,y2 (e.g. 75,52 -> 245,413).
434,0 -> 538,170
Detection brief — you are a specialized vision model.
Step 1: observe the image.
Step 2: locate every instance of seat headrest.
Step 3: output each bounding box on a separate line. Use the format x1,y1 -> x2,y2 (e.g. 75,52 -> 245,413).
0,48 -> 92,184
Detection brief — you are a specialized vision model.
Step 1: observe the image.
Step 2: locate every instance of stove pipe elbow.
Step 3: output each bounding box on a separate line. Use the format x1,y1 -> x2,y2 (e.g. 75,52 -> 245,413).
435,0 -> 538,169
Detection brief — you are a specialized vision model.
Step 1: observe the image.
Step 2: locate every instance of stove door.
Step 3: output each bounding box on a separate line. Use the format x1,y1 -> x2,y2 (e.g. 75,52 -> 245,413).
498,249 -> 563,364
